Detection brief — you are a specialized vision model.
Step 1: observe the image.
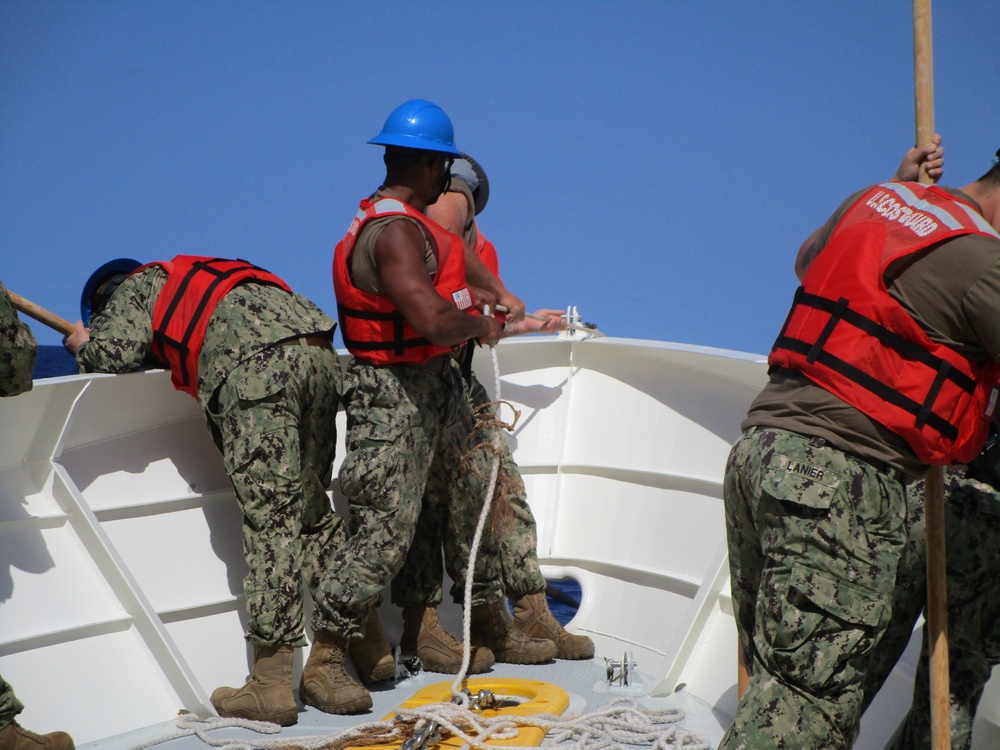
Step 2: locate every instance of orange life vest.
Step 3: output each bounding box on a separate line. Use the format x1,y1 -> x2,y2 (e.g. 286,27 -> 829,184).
333,196 -> 474,365
473,228 -> 508,326
475,230 -> 500,277
769,182 -> 1000,465
138,255 -> 291,398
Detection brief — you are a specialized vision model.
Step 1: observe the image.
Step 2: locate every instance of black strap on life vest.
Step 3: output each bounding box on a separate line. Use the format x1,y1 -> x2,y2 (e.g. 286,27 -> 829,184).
772,289 -> 976,440
153,258 -> 273,389
456,340 -> 475,386
337,302 -> 432,357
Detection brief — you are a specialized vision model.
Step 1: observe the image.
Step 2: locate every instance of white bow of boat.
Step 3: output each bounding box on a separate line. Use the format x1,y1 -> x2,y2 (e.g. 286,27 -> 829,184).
3,336 -> 999,748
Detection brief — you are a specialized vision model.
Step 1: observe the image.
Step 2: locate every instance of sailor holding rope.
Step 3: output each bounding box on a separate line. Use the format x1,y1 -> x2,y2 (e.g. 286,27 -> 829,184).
391,152 -> 594,673
316,100 -> 503,714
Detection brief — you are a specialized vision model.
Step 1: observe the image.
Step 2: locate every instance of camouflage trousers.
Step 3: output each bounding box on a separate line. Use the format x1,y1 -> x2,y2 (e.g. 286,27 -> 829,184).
862,470 -> 1000,750
207,342 -> 343,648
0,673 -> 22,727
314,360 -> 499,639
858,476 -> 926,716
392,372 -> 546,608
720,427 -> 909,750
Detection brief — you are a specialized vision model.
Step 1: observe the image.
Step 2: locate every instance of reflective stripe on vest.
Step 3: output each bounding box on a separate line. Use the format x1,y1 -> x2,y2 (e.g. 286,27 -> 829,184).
769,183 -> 1000,465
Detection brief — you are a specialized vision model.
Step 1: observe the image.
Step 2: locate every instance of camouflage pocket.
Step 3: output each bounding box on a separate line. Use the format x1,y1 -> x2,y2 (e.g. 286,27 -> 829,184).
765,562 -> 885,691
218,395 -> 291,480
222,427 -> 266,479
762,452 -> 843,511
233,352 -> 288,402
339,439 -> 406,515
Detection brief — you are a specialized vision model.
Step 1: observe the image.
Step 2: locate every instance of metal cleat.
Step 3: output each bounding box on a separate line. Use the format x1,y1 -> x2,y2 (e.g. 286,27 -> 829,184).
604,651 -> 638,687
395,645 -> 423,679
557,305 -> 604,340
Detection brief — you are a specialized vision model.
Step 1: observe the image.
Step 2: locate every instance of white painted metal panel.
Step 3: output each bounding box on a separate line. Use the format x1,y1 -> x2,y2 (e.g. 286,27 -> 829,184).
100,501 -> 245,612
0,523 -> 126,642
163,609 -> 254,699
7,338 -> 989,747
2,631 -> 182,744
551,475 -> 722,583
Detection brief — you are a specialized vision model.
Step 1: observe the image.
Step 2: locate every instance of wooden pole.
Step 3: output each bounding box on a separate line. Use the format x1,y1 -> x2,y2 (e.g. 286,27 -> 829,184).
913,2 -> 949,748
737,649 -> 750,699
913,0 -> 936,182
9,291 -> 76,336
925,464 -> 950,750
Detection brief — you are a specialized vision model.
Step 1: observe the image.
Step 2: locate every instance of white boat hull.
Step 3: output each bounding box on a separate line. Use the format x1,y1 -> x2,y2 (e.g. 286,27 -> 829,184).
2,337 -> 998,748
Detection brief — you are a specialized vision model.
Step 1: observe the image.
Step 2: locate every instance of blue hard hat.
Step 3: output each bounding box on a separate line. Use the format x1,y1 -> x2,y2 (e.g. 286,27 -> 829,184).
367,99 -> 462,156
81,257 -> 141,326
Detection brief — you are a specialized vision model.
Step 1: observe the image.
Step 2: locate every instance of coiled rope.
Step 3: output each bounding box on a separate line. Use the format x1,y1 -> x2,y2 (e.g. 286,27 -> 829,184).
145,695 -> 710,750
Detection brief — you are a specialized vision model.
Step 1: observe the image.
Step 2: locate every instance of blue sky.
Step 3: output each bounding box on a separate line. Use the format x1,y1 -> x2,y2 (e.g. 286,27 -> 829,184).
3,1 -> 999,355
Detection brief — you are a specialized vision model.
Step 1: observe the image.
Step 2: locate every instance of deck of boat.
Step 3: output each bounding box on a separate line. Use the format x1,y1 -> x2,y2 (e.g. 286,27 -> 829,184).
9,336 -> 1000,748
81,651 -> 732,750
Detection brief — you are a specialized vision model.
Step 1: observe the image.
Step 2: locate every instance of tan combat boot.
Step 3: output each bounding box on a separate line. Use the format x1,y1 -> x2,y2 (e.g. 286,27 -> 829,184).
512,591 -> 595,659
470,601 -> 557,664
299,630 -> 372,714
0,722 -> 74,750
400,605 -> 494,674
349,609 -> 397,684
210,644 -> 298,726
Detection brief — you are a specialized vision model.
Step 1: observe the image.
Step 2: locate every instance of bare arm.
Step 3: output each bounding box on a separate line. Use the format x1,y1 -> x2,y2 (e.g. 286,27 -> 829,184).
427,190 -> 469,240
504,308 -> 567,337
375,219 -> 501,347
427,191 -> 527,323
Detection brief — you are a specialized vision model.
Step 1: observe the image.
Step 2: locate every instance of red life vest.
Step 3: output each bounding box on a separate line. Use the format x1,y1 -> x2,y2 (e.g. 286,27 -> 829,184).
138,255 -> 291,398
769,182 -> 1000,465
475,229 -> 500,277
333,196 -> 474,365
473,228 -> 508,326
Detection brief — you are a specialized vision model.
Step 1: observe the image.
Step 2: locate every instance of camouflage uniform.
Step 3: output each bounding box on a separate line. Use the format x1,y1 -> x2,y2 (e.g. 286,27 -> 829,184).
722,427 -> 909,749
392,370 -> 545,607
0,280 -> 36,727
858,476 -> 926,714
0,674 -> 22,729
388,169 -> 550,610
861,470 -> 1000,750
0,280 -> 36,398
313,359 -> 500,638
722,180 -> 1000,749
77,266 -> 343,647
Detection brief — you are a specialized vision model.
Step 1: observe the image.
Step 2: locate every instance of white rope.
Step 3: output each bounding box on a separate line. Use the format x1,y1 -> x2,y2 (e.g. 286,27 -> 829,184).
575,627 -> 669,656
449,339 -> 505,700
399,696 -> 712,750
133,713 -> 405,750
131,715 -> 278,750
146,695 -> 710,750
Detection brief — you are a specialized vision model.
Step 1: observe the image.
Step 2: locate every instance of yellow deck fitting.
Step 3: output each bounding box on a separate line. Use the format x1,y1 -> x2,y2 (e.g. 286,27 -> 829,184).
348,677 -> 569,750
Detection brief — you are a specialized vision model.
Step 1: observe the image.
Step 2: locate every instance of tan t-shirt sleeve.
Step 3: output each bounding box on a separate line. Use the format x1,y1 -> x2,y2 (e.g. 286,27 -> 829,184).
349,215 -> 437,295
957,248 -> 1000,363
